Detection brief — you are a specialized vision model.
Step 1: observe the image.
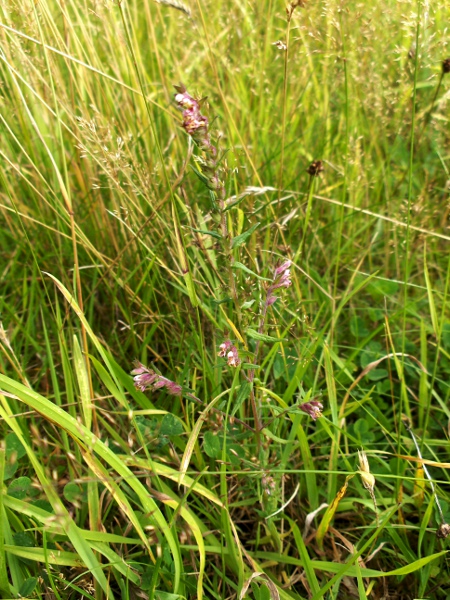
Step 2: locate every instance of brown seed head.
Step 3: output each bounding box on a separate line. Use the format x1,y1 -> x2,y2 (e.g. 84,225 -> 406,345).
286,0 -> 306,21
307,160 -> 324,177
437,522 -> 450,539
442,58 -> 450,74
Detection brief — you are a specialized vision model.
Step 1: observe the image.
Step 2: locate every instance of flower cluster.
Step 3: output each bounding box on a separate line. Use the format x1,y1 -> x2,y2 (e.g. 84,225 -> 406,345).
443,58 -> 450,75
131,362 -> 182,396
266,260 -> 292,306
218,340 -> 241,367
300,400 -> 323,420
174,84 -> 223,193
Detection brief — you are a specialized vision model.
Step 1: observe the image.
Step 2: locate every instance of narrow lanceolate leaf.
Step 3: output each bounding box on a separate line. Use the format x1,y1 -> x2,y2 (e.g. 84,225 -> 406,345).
239,572 -> 280,600
232,262 -> 272,281
231,222 -> 260,248
190,227 -> 222,240
172,204 -> 199,307
0,378 -> 183,594
316,475 -> 354,549
423,243 -> 438,336
0,399 -> 111,597
232,381 -> 253,417
150,490 -> 206,600
4,546 -> 82,567
178,392 -> 225,487
255,550 -> 448,579
73,335 -> 92,430
246,328 -> 285,343
0,449 -> 12,597
286,518 -> 320,595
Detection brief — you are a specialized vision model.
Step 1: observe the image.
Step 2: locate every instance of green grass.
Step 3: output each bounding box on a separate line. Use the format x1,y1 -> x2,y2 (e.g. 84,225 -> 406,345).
0,0 -> 450,598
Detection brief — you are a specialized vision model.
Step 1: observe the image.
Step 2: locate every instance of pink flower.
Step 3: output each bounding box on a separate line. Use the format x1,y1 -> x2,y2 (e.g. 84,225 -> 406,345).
218,340 -> 233,358
266,258 -> 292,306
131,362 -> 182,396
218,341 -> 241,367
266,295 -> 279,306
300,400 -> 323,420
174,84 -> 223,194
273,260 -> 291,278
227,347 -> 241,367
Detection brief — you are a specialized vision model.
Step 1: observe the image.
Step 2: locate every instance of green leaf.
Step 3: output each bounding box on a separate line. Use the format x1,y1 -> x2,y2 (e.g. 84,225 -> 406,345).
155,593 -> 183,600
246,329 -> 285,343
203,431 -> 221,459
3,461 -> 18,481
232,262 -> 271,281
7,477 -> 32,500
241,363 -> 260,369
31,499 -> 54,513
232,381 -> 253,417
13,532 -> 35,548
18,577 -> 37,597
189,228 -> 222,240
5,433 -> 26,460
190,164 -> 210,186
231,222 -> 260,248
63,482 -> 85,504
241,299 -> 256,309
160,414 -> 183,437
349,316 -> 369,339
227,443 -> 245,465
73,335 -> 92,430
442,323 -> 450,350
366,368 -> 388,381
353,419 -> 369,435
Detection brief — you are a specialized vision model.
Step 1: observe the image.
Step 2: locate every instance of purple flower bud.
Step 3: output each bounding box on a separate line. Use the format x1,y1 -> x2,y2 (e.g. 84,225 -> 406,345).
272,270 -> 291,290
266,258 -> 292,303
300,400 -> 323,420
274,260 -> 291,278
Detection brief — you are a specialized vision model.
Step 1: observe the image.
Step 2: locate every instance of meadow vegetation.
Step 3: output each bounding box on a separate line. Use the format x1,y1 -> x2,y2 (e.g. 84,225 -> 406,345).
0,0 -> 450,598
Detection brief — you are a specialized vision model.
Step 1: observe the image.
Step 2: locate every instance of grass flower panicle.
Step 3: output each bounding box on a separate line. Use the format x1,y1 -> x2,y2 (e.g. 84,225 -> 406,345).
131,362 -> 182,395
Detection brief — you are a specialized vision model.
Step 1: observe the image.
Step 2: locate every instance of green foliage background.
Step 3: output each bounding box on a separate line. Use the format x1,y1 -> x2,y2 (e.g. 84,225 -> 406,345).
0,0 -> 450,598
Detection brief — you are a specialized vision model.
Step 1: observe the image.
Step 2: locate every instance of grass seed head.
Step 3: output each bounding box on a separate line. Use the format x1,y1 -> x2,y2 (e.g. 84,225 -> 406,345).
443,58 -> 450,74
436,522 -> 450,539
358,450 -> 376,491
